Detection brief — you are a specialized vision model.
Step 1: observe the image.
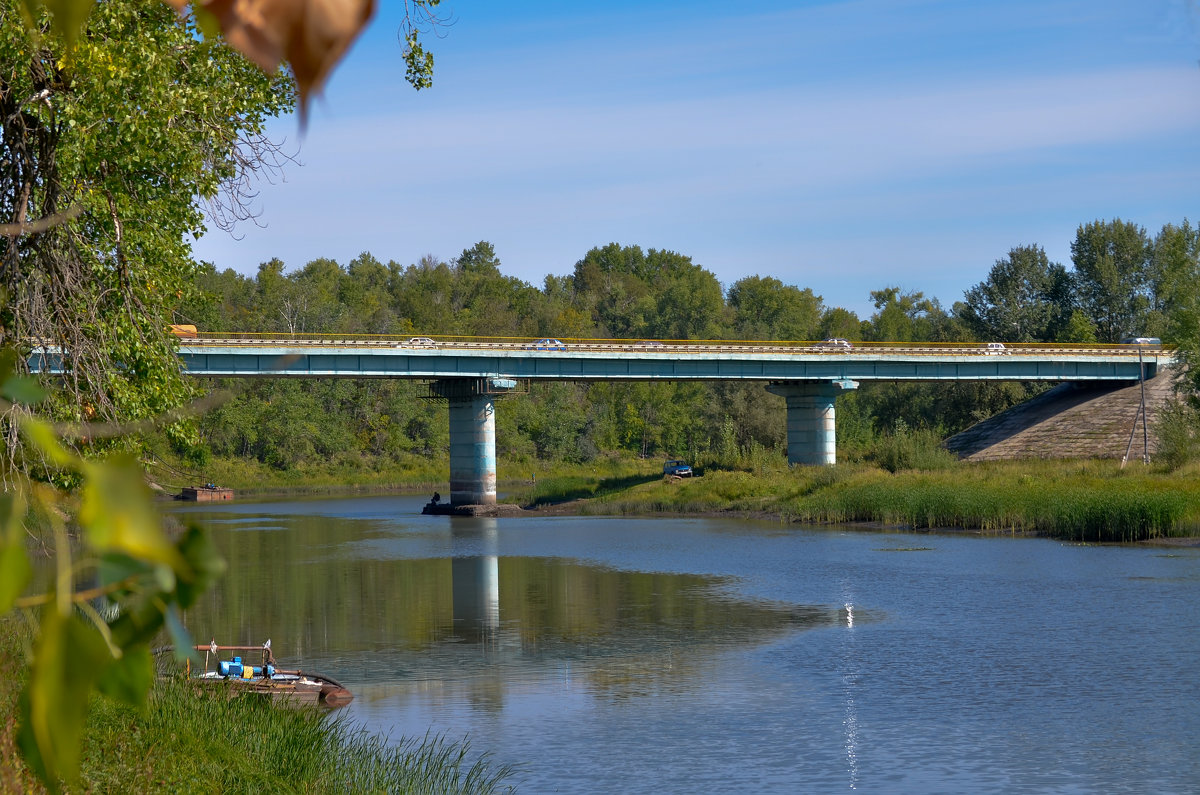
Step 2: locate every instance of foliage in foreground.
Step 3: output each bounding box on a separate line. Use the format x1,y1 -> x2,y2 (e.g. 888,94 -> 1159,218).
0,625 -> 512,794
516,459 -> 1200,544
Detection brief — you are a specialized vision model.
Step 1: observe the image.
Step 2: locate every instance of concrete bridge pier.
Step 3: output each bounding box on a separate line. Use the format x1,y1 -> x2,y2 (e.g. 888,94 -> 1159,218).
767,380 -> 859,466
431,379 -> 517,506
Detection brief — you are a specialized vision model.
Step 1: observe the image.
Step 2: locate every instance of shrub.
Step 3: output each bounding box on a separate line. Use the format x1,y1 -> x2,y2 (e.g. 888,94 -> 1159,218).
870,421 -> 959,473
1154,401 -> 1200,471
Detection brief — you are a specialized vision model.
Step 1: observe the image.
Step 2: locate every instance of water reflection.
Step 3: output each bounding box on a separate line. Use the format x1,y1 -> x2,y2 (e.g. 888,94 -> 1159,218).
450,519 -> 500,641
167,496 -> 1200,793
181,509 -> 853,705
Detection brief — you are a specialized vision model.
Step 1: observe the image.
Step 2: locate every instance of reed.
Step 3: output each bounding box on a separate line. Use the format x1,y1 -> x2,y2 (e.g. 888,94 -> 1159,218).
566,459 -> 1200,543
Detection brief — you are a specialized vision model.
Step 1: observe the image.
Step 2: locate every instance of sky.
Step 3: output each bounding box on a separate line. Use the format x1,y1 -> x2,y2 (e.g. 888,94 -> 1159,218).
190,0 -> 1200,318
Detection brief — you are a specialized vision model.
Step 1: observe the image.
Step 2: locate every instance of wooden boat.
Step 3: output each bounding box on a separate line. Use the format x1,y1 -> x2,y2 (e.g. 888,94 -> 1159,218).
188,639 -> 353,707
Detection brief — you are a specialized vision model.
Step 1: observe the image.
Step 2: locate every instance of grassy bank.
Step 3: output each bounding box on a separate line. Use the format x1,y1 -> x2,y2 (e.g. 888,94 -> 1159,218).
510,458 -> 1200,543
0,622 -> 513,794
150,450 -> 657,498
152,445 -> 1200,543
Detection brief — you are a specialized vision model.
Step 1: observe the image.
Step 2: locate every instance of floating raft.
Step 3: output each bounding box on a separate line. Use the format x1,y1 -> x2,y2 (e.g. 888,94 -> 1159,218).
181,486 -> 234,502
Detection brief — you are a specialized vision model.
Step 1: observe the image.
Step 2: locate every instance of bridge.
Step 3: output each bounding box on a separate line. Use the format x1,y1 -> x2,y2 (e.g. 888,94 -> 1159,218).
142,333 -> 1167,506
36,333 -> 1169,506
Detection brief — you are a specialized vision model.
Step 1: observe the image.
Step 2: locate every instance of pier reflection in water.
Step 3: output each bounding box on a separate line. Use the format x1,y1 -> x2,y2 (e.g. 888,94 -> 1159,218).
171,494 -> 1200,793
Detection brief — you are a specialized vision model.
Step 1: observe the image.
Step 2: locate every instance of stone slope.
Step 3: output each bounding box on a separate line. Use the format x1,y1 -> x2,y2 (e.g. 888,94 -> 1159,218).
945,368 -> 1184,461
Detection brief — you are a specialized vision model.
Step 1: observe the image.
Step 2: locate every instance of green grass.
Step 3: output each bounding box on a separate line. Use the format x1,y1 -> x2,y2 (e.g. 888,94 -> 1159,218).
530,458 -> 1200,543
0,621 -> 513,794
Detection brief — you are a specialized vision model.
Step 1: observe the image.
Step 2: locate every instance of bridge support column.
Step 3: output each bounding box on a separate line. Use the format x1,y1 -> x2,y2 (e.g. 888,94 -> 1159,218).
431,379 -> 517,506
766,380 -> 859,466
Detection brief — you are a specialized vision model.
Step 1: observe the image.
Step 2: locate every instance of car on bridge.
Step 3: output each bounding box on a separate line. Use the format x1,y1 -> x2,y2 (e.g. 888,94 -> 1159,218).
403,337 -> 437,347
1120,337 -> 1161,346
526,338 -> 567,351
983,342 -> 1006,355
815,338 -> 852,350
663,459 -> 693,477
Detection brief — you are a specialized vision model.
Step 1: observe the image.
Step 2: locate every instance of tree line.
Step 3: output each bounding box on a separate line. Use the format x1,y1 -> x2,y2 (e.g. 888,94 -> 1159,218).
175,219 -> 1199,473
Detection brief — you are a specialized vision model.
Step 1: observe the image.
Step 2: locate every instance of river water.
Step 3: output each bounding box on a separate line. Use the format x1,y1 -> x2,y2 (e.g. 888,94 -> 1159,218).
169,494 -> 1200,793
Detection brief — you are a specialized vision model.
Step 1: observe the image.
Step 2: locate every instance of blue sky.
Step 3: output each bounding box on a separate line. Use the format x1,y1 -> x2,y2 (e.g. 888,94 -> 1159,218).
191,0 -> 1200,318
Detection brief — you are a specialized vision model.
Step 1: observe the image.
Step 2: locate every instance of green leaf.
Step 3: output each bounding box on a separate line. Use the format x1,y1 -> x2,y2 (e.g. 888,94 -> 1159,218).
2,375 -> 46,405
0,492 -> 30,612
96,645 -> 153,707
21,418 -> 77,469
0,347 -> 18,381
175,525 -> 225,609
163,603 -> 194,663
78,457 -> 186,573
17,606 -> 112,791
97,551 -> 153,591
0,541 -> 31,614
44,0 -> 95,48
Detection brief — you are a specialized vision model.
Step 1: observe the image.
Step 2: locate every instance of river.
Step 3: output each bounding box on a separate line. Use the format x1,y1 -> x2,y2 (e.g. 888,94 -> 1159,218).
169,494 -> 1200,793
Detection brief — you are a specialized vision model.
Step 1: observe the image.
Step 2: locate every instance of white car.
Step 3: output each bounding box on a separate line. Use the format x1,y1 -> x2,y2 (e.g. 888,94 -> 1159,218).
815,338 -> 853,349
526,338 -> 567,351
404,337 -> 437,347
983,342 -> 1006,355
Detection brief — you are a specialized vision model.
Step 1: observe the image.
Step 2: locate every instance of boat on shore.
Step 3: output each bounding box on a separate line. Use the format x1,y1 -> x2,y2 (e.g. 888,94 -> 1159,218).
188,639 -> 352,707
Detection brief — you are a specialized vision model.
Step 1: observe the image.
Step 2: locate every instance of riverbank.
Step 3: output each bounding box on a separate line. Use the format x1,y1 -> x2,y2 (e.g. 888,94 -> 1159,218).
507,458 -> 1200,544
0,621 -> 513,793
152,452 -> 1200,544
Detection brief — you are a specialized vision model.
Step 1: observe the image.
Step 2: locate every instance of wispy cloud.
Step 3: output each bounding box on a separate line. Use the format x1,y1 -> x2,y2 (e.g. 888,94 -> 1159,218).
195,0 -> 1200,316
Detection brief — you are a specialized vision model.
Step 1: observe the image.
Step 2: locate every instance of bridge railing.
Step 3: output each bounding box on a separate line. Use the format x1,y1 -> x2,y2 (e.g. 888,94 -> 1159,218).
175,331 -> 1169,358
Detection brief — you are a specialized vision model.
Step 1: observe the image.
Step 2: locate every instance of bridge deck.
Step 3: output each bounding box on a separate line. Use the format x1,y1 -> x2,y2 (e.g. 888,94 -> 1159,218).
171,336 -> 1169,382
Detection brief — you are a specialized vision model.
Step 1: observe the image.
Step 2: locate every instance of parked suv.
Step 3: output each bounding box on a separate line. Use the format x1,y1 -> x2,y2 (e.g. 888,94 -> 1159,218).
663,459 -> 693,477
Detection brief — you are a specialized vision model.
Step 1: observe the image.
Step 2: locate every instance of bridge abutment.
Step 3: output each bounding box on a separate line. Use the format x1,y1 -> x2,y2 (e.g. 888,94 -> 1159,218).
431,379 -> 518,506
767,380 -> 859,466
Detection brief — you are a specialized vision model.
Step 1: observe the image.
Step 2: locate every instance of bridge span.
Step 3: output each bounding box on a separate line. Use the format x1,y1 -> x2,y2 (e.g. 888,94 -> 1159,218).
25,334 -> 1167,506
151,334 -> 1174,506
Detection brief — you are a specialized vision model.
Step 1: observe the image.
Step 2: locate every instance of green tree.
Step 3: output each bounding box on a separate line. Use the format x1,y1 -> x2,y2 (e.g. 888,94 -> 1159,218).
727,276 -> 823,341
1,1 -> 293,435
866,288 -> 956,342
1148,221 -> 1200,342
820,307 -> 864,341
957,245 -> 1071,342
1070,219 -> 1152,342
0,2 -> 293,786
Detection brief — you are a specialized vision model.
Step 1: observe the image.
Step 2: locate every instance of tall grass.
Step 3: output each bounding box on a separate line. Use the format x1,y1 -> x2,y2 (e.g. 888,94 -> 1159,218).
0,620 -> 513,794
560,459 -> 1200,543
76,680 -> 514,794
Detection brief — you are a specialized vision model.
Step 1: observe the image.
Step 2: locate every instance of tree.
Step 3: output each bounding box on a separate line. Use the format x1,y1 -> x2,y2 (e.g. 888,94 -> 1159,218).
1148,221 -> 1200,342
866,287 -> 956,342
0,2 -> 293,786
1070,219 -> 1152,342
819,307 -> 864,341
958,245 -> 1071,342
727,276 -> 823,341
1148,220 -> 1200,404
1,1 -> 293,435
